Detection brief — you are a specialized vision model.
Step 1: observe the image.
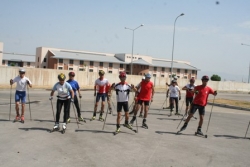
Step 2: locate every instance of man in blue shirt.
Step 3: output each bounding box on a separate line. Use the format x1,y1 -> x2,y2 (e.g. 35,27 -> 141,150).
67,72 -> 84,123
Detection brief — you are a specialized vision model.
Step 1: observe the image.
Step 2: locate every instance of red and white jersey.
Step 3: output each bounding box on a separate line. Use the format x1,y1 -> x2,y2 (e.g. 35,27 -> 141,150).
185,84 -> 196,98
114,82 -> 131,102
95,78 -> 109,93
138,81 -> 154,101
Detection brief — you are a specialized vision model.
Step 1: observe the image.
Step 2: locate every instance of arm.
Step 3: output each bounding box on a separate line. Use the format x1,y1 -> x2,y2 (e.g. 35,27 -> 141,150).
182,86 -> 188,90
94,85 -> 97,96
70,89 -> 74,99
27,79 -> 32,88
166,89 -> 169,98
151,86 -> 155,102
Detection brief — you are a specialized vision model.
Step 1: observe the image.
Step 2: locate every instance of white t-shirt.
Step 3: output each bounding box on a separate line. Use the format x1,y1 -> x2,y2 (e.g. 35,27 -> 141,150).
52,82 -> 72,100
185,84 -> 196,90
95,78 -> 109,93
13,76 -> 32,91
169,85 -> 180,97
114,82 -> 131,102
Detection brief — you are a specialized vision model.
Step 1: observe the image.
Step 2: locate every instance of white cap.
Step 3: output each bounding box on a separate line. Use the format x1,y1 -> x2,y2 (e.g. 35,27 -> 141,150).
142,76 -> 145,80
174,76 -> 178,80
19,69 -> 25,73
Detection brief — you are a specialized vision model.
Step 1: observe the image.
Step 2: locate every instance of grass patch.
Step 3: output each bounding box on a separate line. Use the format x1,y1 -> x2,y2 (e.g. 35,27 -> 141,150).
208,98 -> 250,108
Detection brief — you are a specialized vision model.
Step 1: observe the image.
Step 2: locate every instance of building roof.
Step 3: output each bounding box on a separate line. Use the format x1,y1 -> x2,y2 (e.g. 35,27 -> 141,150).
50,50 -> 127,64
152,59 -> 199,70
132,59 -> 151,65
3,54 -> 35,62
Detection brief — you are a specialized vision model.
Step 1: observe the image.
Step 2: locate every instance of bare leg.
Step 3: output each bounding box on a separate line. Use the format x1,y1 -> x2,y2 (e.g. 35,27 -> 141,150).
198,115 -> 204,127
15,102 -> 20,116
21,103 -> 25,116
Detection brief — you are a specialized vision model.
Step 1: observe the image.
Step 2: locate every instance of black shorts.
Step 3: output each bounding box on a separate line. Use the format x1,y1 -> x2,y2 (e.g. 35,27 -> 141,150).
137,100 -> 150,106
186,97 -> 193,106
189,104 -> 205,115
117,102 -> 129,112
96,93 -> 106,102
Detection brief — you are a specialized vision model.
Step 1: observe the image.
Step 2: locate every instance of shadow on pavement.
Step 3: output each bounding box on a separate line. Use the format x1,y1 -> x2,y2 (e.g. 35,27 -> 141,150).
157,118 -> 181,121
19,127 -> 51,132
0,119 -> 10,122
155,131 -> 194,136
148,113 -> 169,116
33,119 -> 54,123
214,134 -> 250,140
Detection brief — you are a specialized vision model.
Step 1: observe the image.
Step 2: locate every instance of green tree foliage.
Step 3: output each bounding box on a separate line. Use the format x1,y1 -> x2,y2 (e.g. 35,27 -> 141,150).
210,74 -> 221,81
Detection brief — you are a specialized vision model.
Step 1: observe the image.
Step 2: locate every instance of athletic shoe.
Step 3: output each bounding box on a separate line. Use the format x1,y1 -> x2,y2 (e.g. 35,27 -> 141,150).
78,116 -> 84,121
15,115 -> 20,121
53,123 -> 60,130
175,112 -> 181,116
130,116 -> 136,125
124,123 -> 133,130
21,115 -> 24,122
196,128 -> 203,135
139,112 -> 143,117
129,110 -> 134,115
115,127 -> 121,133
62,123 -> 67,130
180,123 -> 187,132
91,116 -> 96,120
67,118 -> 70,124
169,112 -> 173,116
109,108 -> 112,114
99,116 -> 104,121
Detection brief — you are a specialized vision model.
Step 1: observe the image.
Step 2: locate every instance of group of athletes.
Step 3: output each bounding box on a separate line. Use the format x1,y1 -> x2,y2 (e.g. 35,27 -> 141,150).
9,68 -> 217,135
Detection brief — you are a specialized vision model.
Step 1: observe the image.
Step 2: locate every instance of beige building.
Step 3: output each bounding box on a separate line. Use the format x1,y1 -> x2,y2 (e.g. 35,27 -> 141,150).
0,42 -> 3,66
36,47 -> 198,79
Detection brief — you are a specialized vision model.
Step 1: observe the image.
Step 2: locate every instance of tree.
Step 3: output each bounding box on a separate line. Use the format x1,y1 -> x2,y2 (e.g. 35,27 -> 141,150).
210,74 -> 221,81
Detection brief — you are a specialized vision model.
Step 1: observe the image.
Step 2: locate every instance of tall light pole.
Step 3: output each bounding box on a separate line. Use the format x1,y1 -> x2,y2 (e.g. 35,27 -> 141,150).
170,13 -> 184,80
125,24 -> 144,75
241,43 -> 250,83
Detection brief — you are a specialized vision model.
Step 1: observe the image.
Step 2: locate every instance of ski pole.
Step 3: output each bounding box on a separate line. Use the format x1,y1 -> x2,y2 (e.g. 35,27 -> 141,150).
205,96 -> 216,138
159,98 -> 166,112
50,100 -> 55,122
9,85 -> 12,121
135,115 -> 138,133
27,84 -> 32,121
244,121 -> 250,139
71,102 -> 80,129
177,100 -> 184,117
102,107 -> 109,130
177,113 -> 186,129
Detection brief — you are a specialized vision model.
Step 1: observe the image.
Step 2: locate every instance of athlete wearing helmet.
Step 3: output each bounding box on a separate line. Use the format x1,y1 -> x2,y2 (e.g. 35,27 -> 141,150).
179,75 -> 217,136
182,78 -> 196,119
10,69 -> 32,123
67,72 -> 84,123
130,73 -> 154,129
110,72 -> 136,133
166,79 -> 181,116
92,70 -> 109,121
49,73 -> 74,132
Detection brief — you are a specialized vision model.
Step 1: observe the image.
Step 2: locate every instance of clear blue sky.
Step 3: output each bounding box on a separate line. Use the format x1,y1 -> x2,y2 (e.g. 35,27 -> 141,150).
0,0 -> 250,81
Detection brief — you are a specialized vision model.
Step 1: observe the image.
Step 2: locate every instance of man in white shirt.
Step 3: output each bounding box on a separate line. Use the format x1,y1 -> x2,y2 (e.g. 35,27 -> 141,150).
10,69 -> 32,123
166,80 -> 181,116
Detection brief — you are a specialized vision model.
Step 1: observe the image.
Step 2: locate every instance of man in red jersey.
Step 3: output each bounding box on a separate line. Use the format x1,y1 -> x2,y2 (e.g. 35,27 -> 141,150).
178,75 -> 217,135
91,70 -> 109,121
182,78 -> 196,119
130,73 -> 154,129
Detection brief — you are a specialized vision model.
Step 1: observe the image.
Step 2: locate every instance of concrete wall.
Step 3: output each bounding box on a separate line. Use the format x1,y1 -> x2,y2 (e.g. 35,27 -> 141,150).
0,66 -> 249,92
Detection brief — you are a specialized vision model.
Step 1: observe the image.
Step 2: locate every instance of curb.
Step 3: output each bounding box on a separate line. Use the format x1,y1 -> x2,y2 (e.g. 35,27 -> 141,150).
207,102 -> 250,111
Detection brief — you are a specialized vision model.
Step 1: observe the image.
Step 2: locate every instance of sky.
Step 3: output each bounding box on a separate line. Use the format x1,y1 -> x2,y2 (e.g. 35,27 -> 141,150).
0,0 -> 250,82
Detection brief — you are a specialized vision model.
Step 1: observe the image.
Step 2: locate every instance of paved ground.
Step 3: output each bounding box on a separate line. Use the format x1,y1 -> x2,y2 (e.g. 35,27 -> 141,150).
0,90 -> 250,167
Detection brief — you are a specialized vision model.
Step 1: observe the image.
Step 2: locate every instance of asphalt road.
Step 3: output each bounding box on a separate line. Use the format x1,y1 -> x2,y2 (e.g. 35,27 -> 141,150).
0,90 -> 250,167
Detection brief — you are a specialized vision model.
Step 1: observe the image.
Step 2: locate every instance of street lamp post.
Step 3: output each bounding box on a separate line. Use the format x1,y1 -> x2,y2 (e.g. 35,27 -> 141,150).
241,43 -> 250,83
170,13 -> 184,80
125,24 -> 144,75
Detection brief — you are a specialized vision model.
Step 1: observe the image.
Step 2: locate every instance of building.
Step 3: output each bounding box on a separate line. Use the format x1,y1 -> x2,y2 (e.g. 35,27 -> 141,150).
36,47 -> 199,79
2,53 -> 36,68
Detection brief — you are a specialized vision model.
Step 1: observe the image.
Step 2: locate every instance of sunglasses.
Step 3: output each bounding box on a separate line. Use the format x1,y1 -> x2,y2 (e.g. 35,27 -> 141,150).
19,72 -> 25,74
69,75 -> 75,77
202,80 -> 208,82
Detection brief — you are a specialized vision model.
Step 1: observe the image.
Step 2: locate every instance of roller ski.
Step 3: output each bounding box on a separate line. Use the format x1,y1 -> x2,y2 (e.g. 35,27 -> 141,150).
139,112 -> 143,118
129,110 -> 134,115
109,108 -> 112,114
13,115 -> 20,123
168,112 -> 173,117
50,123 -> 60,133
113,127 -> 121,135
66,118 -> 70,124
175,112 -> 183,116
129,116 -> 136,126
123,123 -> 137,133
177,123 -> 187,134
142,119 -> 148,129
20,116 -> 25,124
195,128 -> 207,138
99,115 -> 105,122
78,116 -> 86,123
61,123 -> 66,134
90,116 -> 96,121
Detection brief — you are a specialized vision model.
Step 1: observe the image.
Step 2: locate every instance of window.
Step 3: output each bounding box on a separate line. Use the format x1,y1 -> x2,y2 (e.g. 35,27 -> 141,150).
126,65 -> 129,69
90,61 -> 94,66
169,75 -> 171,78
43,58 -> 47,62
2,60 -> 5,64
69,59 -> 74,64
177,69 -> 180,73
120,64 -> 123,68
99,62 -> 103,66
59,59 -> 63,63
185,69 -> 188,73
69,68 -> 73,70
58,67 -> 63,70
162,67 -> 165,71
38,57 -> 39,62
161,75 -> 164,77
79,68 -> 84,71
108,71 -> 112,74
153,74 -> 156,77
43,66 -> 46,68
109,63 -> 113,67
192,70 -> 196,74
27,62 -> 30,66
80,60 -> 84,65
154,67 -> 157,71
183,76 -> 187,79
89,69 -> 93,72
169,68 -> 172,72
